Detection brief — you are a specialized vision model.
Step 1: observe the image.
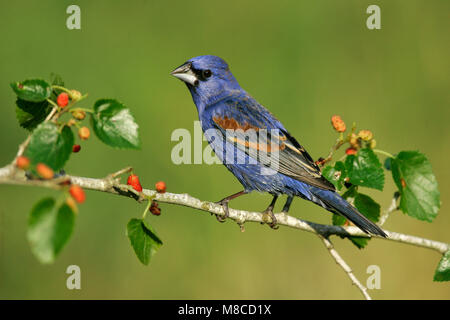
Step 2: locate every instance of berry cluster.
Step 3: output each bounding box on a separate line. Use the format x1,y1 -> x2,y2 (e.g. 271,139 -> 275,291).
126,174 -> 167,216
330,115 -> 376,156
15,155 -> 86,208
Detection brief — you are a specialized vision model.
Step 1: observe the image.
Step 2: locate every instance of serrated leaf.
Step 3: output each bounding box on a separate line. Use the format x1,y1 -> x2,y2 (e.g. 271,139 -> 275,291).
354,193 -> 380,223
323,161 -> 347,190
10,79 -> 52,102
25,122 -> 74,171
434,250 -> 450,282
15,99 -> 51,131
127,218 -> 162,265
345,148 -> 384,190
91,99 -> 140,149
391,151 -> 440,222
27,198 -> 76,264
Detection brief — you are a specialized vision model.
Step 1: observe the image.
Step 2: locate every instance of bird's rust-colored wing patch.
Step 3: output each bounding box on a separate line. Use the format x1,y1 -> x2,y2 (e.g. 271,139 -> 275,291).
213,116 -> 259,132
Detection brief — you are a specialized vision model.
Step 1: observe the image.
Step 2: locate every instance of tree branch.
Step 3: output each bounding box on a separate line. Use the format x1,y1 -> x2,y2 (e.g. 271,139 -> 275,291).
0,163 -> 449,299
1,163 -> 448,254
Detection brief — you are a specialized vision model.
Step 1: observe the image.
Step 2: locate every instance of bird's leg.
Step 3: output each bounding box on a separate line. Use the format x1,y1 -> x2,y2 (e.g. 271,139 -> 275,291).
262,195 -> 279,229
215,190 -> 247,222
282,195 -> 294,214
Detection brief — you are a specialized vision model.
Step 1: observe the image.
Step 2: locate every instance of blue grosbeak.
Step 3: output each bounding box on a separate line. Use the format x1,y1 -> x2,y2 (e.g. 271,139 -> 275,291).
171,55 -> 386,237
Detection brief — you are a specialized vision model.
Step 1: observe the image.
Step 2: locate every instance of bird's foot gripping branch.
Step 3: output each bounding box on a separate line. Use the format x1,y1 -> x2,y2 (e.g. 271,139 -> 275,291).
0,76 -> 449,300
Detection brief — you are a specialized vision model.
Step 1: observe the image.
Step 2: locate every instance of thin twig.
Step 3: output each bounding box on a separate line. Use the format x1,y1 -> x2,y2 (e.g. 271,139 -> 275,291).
319,235 -> 371,300
379,192 -> 400,226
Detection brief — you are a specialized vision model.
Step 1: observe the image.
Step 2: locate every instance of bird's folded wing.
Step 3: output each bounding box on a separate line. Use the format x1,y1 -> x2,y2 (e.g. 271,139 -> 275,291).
210,97 -> 335,191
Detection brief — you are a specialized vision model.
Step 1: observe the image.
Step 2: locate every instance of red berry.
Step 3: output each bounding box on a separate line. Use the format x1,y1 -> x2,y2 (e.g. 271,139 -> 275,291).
36,163 -> 54,179
155,181 -> 166,193
16,156 -> 30,170
127,174 -> 143,192
69,185 -> 86,204
150,201 -> 161,216
72,144 -> 81,153
345,147 -> 357,155
57,92 -> 69,107
78,127 -> 90,140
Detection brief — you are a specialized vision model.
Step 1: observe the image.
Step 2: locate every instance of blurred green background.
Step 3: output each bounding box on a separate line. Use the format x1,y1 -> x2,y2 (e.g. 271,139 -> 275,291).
0,0 -> 449,299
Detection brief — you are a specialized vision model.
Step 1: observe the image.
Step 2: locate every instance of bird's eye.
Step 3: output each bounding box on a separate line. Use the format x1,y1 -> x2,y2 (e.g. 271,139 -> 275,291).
202,69 -> 212,79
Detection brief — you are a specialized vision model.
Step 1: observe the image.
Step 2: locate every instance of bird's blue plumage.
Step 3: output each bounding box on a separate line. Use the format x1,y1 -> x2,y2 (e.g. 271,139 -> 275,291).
172,55 -> 386,236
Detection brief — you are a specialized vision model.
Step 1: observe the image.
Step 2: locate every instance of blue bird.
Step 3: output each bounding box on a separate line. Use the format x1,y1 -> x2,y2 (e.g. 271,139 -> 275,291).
171,55 -> 386,237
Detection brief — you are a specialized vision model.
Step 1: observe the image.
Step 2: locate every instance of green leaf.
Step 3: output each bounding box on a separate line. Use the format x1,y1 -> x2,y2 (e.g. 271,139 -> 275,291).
391,151 -> 440,222
323,161 -> 347,190
333,189 -> 378,249
345,148 -> 384,190
434,250 -> 450,282
10,79 -> 52,102
91,99 -> 140,149
27,198 -> 76,264
127,218 -> 162,265
349,237 -> 369,249
50,73 -> 65,100
384,157 -> 392,171
25,122 -> 74,171
15,99 -> 51,131
354,193 -> 381,223
341,185 -> 357,200
332,214 -> 346,226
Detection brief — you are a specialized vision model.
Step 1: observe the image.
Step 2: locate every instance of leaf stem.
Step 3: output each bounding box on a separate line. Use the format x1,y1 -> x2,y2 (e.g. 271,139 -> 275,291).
52,85 -> 72,95
46,99 -> 59,108
373,149 -> 395,158
142,199 -> 152,219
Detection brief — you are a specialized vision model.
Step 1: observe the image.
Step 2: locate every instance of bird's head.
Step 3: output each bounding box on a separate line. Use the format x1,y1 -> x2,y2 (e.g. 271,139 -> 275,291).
171,55 -> 241,112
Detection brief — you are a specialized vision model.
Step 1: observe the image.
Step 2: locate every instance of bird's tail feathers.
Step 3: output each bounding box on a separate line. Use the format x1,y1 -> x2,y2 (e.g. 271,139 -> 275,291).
312,189 -> 387,237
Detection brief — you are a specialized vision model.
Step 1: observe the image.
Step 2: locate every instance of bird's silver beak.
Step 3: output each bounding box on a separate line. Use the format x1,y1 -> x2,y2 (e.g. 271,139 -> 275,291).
171,62 -> 199,86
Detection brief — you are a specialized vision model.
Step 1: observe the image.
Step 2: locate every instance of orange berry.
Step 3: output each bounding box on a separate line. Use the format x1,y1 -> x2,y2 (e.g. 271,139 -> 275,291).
345,148 -> 357,155
72,144 -> 81,153
69,185 -> 86,204
150,201 -> 161,216
36,163 -> 54,179
78,127 -> 90,140
127,174 -> 143,192
16,156 -> 30,170
155,181 -> 166,193
56,93 -> 69,107
331,115 -> 346,132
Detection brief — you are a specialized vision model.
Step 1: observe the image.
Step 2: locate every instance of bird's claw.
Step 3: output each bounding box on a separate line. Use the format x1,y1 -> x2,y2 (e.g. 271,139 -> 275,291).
262,209 -> 279,230
215,200 -> 229,223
